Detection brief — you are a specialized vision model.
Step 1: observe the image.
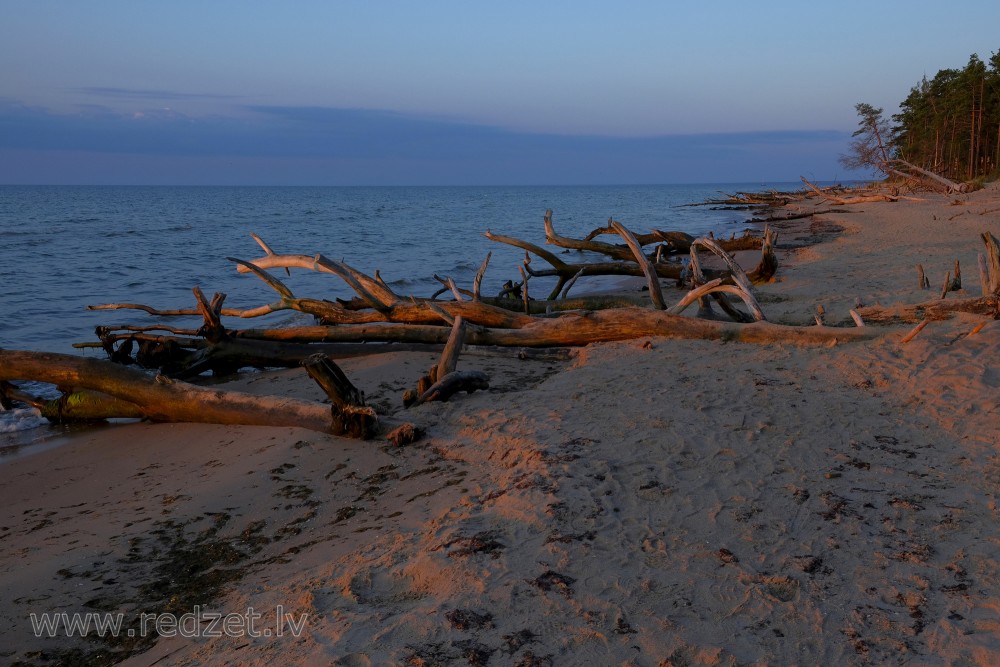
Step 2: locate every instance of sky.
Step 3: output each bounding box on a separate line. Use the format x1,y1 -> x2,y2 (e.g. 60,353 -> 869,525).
1,1 -> 998,186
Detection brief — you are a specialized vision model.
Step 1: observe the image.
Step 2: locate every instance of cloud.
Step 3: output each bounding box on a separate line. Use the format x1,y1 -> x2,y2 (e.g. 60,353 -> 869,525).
73,87 -> 242,101
0,101 -> 859,184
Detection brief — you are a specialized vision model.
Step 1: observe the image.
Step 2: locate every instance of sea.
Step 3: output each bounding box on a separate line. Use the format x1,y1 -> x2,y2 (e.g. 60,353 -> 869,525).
0,182 -> 810,439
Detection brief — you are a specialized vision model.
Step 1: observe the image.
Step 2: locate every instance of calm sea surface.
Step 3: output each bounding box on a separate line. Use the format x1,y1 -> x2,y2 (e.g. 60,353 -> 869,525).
1,183 -> 810,437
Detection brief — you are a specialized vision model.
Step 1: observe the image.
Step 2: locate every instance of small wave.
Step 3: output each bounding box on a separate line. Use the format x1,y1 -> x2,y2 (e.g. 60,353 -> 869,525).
0,408 -> 48,434
387,277 -> 420,288
449,261 -> 479,272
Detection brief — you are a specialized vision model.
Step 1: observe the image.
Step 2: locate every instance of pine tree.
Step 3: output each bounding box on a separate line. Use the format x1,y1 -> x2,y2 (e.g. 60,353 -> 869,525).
840,103 -> 890,175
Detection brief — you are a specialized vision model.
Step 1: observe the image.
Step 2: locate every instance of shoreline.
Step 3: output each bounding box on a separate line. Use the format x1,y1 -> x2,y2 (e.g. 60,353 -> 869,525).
2,183 -> 999,665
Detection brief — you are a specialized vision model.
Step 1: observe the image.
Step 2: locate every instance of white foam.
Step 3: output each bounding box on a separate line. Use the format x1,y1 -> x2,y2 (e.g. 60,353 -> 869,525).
0,408 -> 48,433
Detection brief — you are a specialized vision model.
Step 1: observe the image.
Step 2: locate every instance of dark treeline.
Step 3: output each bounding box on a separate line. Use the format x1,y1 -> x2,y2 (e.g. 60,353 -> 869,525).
892,51 -> 1000,182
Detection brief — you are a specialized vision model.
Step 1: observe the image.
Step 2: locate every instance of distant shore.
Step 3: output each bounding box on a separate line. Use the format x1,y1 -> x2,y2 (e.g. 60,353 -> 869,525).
2,182 -> 999,665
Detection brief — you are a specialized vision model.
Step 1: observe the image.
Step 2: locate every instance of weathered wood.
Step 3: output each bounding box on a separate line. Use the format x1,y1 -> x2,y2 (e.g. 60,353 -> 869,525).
940,271 -> 952,300
899,319 -> 930,344
1,380 -> 41,410
228,309 -> 878,347
473,252 -> 491,301
417,370 -> 490,404
667,279 -> 764,322
193,287 -> 227,343
40,391 -> 148,422
301,353 -> 376,439
917,264 -> 928,290
235,249 -> 394,313
891,159 -> 969,194
544,210 -> 634,261
690,235 -> 765,321
982,232 -> 1000,295
693,236 -> 755,291
403,315 -> 482,408
856,296 -> 1000,324
800,177 -> 898,204
0,349 -> 336,433
559,268 -> 585,299
519,266 -> 530,314
611,220 -> 666,309
437,316 -> 467,381
980,253 -> 990,296
386,422 -> 424,447
668,278 -> 723,315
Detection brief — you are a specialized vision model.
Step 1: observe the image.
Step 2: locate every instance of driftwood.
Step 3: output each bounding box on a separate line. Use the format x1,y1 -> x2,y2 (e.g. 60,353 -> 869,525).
403,317 -> 490,407
612,219 -> 666,309
486,218 -> 777,298
890,159 -> 969,194
681,190 -> 796,208
80,220 -> 862,385
230,310 -> 877,347
22,202 -> 974,440
858,232 -> 1000,324
857,297 -> 1000,324
386,422 -> 424,447
301,353 -> 377,438
981,232 -> 1000,296
0,349 -> 365,435
800,177 -> 899,204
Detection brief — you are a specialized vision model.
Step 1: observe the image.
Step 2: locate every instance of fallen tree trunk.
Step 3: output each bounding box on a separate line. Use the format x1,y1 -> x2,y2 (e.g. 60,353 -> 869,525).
0,349 -> 341,434
856,296 -> 1000,324
801,177 -> 898,204
229,308 -> 877,347
890,159 -> 969,194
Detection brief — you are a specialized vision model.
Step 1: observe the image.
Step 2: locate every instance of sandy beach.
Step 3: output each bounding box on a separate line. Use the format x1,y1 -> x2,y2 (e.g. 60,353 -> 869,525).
2,185 -> 999,666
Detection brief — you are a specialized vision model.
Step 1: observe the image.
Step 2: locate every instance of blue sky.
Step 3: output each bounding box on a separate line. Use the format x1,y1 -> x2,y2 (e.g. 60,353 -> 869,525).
1,1 -> 998,185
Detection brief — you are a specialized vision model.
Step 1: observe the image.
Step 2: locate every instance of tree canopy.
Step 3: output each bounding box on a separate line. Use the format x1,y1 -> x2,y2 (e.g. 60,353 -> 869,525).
842,50 -> 1000,183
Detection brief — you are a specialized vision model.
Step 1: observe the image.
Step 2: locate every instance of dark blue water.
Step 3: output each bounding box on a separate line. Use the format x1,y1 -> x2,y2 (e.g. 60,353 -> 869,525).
1,184 -> 796,357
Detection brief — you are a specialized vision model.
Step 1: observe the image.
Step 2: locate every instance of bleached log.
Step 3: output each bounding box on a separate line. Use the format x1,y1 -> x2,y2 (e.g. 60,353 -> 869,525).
233,309 -> 877,347
982,232 -> 1000,295
856,296 -> 1000,324
800,177 -> 898,204
544,210 -> 634,261
890,159 -> 968,194
0,349 -> 338,434
611,220 -> 666,309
